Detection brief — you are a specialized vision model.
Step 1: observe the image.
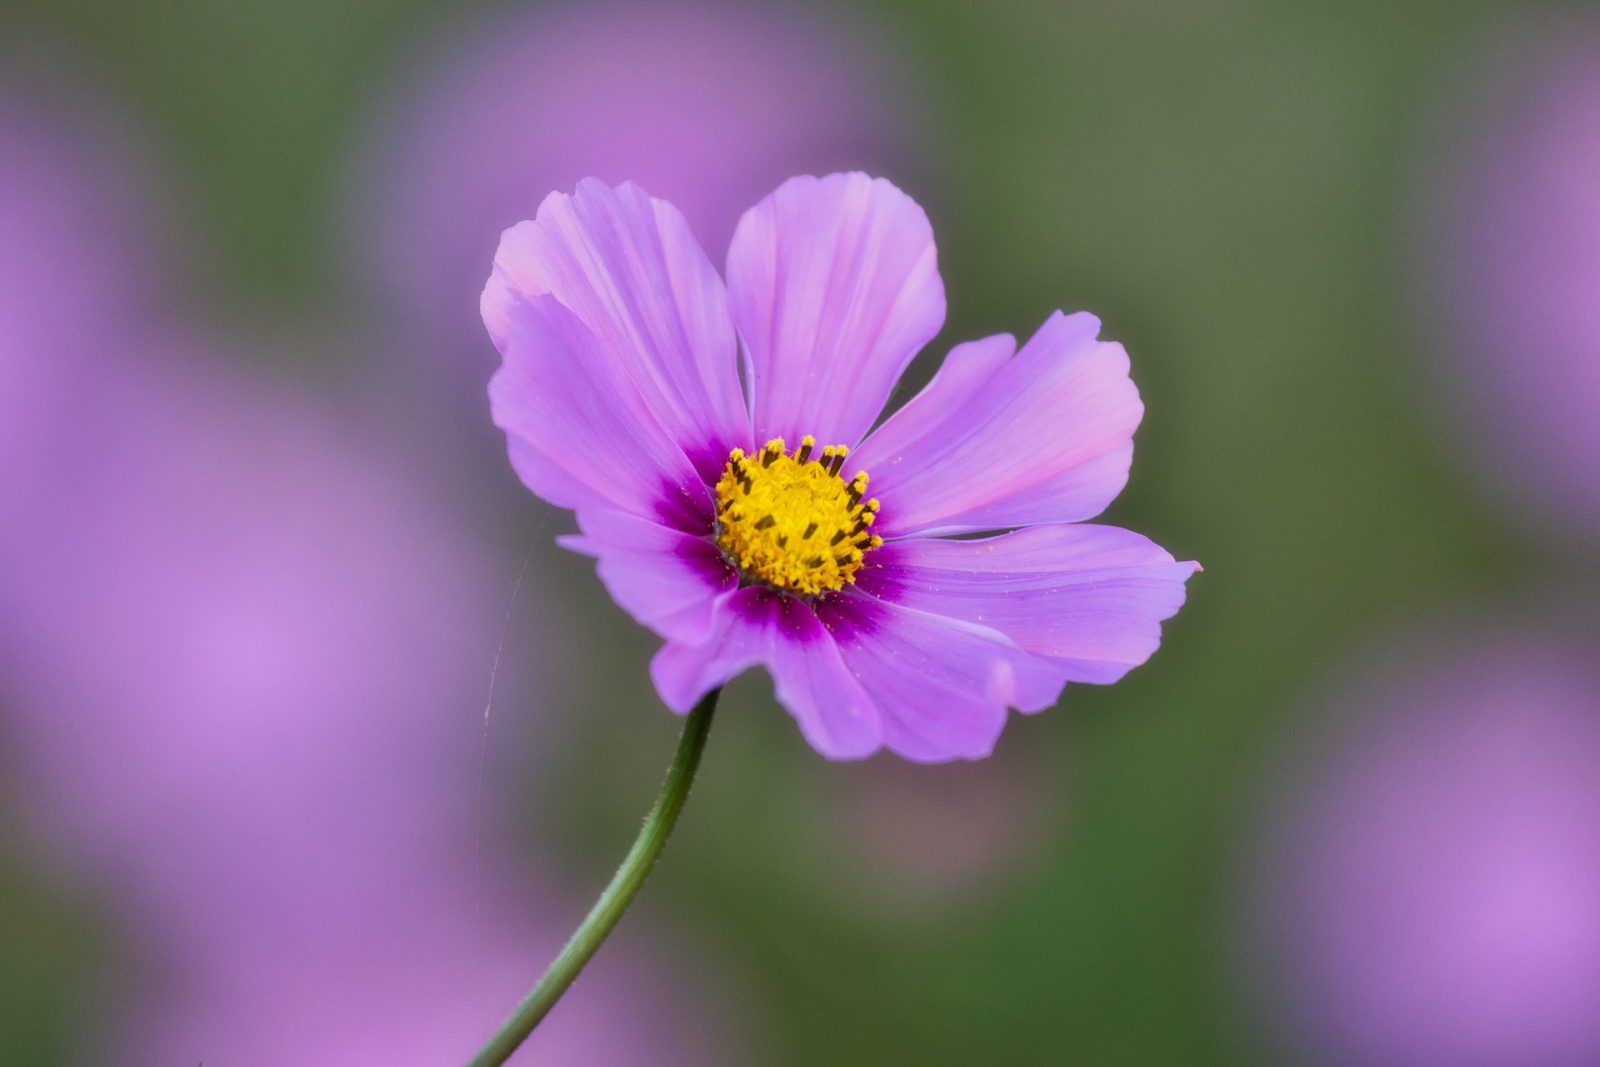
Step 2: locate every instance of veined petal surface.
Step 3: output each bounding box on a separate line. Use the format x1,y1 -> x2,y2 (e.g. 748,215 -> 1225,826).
855,311 -> 1142,537
558,509 -> 737,645
483,178 -> 750,478
654,586 -> 1066,762
726,172 -> 945,449
488,293 -> 712,530
850,333 -> 1017,465
651,587 -> 882,759
859,524 -> 1198,685
818,595 -> 1070,762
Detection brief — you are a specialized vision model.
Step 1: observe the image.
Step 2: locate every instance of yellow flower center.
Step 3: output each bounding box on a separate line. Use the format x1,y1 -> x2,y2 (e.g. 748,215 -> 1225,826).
714,436 -> 883,596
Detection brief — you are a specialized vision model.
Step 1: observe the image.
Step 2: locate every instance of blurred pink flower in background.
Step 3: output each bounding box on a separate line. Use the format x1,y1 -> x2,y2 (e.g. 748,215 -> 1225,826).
1,348 -> 532,916
346,0 -> 922,385
132,870 -> 733,1065
1423,19 -> 1600,546
0,60 -> 178,550
0,69 -> 747,1065
1243,623 -> 1600,1066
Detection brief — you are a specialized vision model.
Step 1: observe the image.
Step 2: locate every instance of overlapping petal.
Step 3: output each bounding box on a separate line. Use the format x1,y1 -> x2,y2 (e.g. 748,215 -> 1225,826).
651,587 -> 882,759
654,587 -> 1071,762
859,524 -> 1198,685
854,311 -> 1142,537
558,510 -> 737,645
483,178 -> 750,478
818,595 -> 1070,761
849,333 -> 1016,464
726,172 -> 945,449
488,293 -> 712,530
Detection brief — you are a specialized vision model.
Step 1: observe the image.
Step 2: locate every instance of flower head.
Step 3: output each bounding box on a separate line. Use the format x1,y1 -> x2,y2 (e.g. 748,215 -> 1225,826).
483,173 -> 1197,761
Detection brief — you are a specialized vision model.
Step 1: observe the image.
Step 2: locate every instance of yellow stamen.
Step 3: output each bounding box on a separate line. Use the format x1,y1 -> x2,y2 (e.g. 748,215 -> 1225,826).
714,436 -> 883,595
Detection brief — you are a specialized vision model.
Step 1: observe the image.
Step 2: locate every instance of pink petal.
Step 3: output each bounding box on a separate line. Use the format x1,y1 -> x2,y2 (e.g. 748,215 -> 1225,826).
861,524 -> 1199,685
854,311 -> 1142,537
557,509 -> 736,644
652,585 -> 1078,762
726,172 -> 945,449
849,333 -> 1016,464
651,587 -> 882,759
488,292 -> 712,530
818,594 -> 1070,763
483,178 -> 750,478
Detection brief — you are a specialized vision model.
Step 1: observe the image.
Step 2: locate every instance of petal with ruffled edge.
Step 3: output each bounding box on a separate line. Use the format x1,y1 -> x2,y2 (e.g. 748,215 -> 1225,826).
859,524 -> 1198,685
652,587 -> 882,759
818,595 -> 1070,762
488,293 -> 712,532
848,333 -> 1015,465
654,587 -> 1069,762
854,312 -> 1141,537
726,173 -> 945,450
558,510 -> 737,645
483,179 -> 750,480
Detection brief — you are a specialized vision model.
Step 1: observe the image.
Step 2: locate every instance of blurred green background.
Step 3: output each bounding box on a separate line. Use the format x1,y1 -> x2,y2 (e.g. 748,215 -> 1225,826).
1,0 -> 1574,1063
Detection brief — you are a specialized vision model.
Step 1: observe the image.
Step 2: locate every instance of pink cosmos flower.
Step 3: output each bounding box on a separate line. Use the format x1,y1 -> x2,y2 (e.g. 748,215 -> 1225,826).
483,173 -> 1197,761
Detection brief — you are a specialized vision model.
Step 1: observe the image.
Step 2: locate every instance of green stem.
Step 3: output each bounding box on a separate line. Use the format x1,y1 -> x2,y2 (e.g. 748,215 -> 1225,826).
465,688 -> 721,1067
